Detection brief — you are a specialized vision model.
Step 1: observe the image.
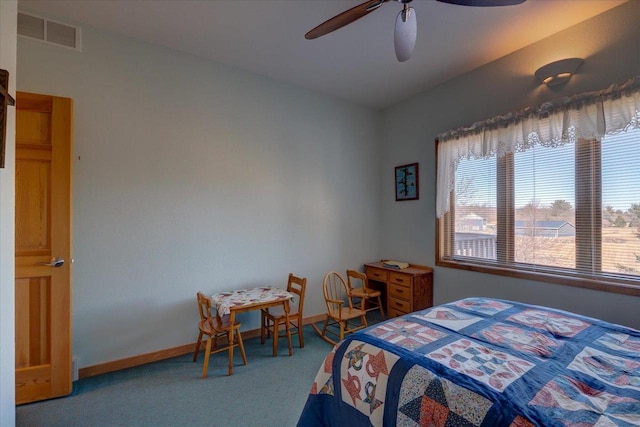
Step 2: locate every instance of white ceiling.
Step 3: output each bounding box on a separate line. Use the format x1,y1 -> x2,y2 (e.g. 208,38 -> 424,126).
18,0 -> 627,110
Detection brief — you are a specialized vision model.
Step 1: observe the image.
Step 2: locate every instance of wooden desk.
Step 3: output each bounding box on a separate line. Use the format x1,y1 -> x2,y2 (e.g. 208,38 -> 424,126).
364,262 -> 433,318
210,287 -> 293,374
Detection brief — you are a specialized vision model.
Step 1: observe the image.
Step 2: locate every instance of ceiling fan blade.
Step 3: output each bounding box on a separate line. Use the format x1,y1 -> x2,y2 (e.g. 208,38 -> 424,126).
305,0 -> 389,40
436,0 -> 526,6
394,7 -> 416,62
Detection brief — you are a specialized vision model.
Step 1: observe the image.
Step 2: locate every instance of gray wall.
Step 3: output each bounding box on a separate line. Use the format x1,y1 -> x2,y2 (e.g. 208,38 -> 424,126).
381,1 -> 640,328
17,22 -> 383,369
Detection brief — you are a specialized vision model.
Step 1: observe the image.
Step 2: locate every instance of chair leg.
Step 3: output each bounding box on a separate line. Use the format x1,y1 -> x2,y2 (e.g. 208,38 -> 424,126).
339,321 -> 345,341
272,318 -> 279,356
285,317 -> 293,357
261,312 -> 266,345
266,316 -> 272,339
193,331 -> 203,362
236,328 -> 248,365
321,316 -> 329,336
297,317 -> 304,348
202,335 -> 212,379
377,296 -> 385,318
227,331 -> 235,376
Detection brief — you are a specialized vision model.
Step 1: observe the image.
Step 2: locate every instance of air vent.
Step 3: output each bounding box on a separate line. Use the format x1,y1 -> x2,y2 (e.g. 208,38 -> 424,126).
18,12 -> 81,51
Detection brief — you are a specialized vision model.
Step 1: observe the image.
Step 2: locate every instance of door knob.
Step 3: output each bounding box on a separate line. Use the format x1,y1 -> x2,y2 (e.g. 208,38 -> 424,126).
39,257 -> 65,267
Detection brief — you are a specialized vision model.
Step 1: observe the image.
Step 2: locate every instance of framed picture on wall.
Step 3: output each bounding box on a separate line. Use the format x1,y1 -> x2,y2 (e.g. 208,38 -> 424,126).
395,162 -> 419,201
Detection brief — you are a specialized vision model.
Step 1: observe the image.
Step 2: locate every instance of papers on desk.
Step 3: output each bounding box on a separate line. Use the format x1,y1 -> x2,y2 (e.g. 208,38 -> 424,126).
383,260 -> 409,269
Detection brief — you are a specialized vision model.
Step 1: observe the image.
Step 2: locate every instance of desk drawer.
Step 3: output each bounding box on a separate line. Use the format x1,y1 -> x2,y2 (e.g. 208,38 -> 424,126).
366,267 -> 388,282
388,307 -> 407,318
388,297 -> 411,313
389,282 -> 411,301
389,272 -> 411,286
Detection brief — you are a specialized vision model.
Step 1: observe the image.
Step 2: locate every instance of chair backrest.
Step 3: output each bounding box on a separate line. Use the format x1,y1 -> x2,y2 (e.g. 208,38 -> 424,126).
322,271 -> 351,316
196,291 -> 211,322
196,291 -> 222,326
346,269 -> 367,292
287,273 -> 307,316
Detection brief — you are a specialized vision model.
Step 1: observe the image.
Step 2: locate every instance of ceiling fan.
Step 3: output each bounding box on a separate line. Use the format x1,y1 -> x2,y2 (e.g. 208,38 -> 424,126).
305,0 -> 527,62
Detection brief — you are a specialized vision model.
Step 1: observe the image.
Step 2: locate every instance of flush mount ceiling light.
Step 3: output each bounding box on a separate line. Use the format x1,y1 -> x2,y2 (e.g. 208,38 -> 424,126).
535,58 -> 584,87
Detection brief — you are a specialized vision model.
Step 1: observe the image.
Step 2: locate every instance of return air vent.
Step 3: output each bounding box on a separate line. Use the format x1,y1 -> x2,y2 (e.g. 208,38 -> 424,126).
18,12 -> 81,51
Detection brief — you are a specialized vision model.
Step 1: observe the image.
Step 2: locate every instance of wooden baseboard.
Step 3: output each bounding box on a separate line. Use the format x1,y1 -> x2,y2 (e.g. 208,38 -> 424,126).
78,314 -> 330,379
303,313 -> 327,325
78,343 -> 195,379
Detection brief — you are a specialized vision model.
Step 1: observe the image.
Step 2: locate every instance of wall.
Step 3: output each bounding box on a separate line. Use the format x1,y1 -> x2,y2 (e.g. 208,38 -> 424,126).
17,20 -> 382,368
17,1 -> 640,375
381,1 -> 640,328
0,1 -> 16,423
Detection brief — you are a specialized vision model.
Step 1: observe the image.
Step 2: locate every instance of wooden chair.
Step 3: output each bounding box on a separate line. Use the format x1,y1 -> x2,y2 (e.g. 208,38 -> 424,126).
193,291 -> 247,378
311,271 -> 368,345
346,269 -> 385,319
260,273 -> 307,356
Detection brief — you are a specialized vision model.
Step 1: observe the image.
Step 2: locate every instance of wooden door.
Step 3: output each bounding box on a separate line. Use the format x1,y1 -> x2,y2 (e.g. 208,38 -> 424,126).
15,92 -> 73,405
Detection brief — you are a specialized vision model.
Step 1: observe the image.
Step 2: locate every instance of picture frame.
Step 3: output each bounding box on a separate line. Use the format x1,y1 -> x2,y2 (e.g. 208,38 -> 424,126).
395,162 -> 419,201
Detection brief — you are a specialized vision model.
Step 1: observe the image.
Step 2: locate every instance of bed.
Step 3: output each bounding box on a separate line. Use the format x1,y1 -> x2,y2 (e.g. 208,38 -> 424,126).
297,297 -> 640,426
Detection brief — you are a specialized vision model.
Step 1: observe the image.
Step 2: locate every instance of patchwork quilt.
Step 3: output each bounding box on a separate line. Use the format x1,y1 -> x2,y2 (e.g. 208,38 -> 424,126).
297,298 -> 640,426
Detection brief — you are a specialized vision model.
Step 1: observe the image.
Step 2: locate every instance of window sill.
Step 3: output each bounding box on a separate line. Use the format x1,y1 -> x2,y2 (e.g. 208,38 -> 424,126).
436,258 -> 640,297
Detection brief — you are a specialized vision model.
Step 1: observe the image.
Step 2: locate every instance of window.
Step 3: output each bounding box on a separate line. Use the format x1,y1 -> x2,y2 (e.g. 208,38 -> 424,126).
436,77 -> 640,295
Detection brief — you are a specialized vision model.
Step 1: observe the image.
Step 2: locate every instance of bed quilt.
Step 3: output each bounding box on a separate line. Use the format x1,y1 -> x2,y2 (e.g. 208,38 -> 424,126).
297,297 -> 640,426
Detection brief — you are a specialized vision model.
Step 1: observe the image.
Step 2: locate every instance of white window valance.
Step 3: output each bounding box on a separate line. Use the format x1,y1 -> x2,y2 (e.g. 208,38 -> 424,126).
436,76 -> 640,218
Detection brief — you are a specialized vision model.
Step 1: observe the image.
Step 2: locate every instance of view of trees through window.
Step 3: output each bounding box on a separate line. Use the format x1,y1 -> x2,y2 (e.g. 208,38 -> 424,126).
452,128 -> 640,279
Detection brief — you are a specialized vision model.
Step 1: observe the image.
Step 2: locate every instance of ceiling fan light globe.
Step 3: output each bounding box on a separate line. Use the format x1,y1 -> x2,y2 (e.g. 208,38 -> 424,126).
394,7 -> 416,62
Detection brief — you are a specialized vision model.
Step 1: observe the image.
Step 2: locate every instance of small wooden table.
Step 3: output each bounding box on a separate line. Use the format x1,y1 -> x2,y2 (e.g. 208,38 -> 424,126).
210,287 -> 294,374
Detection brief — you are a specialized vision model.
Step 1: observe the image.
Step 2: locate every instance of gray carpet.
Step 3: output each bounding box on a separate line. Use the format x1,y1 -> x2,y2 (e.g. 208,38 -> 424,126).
16,324 -> 341,427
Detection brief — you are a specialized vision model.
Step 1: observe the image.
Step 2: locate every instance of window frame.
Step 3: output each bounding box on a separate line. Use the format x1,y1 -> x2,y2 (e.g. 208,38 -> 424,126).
435,138 -> 640,297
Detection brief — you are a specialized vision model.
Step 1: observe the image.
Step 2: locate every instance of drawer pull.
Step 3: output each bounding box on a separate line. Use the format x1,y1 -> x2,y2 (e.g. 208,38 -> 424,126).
389,272 -> 410,286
